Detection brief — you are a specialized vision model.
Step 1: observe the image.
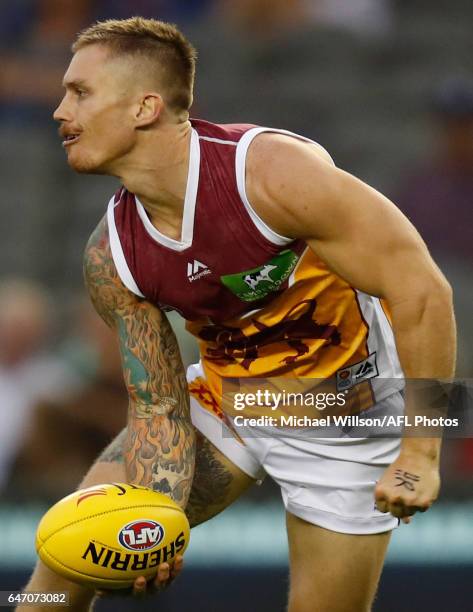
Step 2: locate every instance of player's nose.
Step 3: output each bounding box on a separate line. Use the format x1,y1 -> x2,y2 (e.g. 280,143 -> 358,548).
53,95 -> 71,123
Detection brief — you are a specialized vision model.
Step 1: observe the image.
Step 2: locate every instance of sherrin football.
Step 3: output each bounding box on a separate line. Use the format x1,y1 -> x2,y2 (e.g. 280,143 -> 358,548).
35,483 -> 190,589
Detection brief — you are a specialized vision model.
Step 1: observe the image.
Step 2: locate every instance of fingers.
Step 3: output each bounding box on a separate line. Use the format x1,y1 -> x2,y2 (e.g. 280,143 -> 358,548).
132,576 -> 147,597
156,563 -> 170,586
153,556 -> 184,587
375,490 -> 431,521
98,557 -> 183,600
155,557 -> 184,590
374,459 -> 439,525
130,567 -> 169,598
171,555 -> 184,579
375,497 -> 388,514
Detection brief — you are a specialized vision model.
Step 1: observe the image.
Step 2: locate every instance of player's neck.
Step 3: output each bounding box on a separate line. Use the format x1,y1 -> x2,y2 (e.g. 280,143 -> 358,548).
116,119 -> 193,235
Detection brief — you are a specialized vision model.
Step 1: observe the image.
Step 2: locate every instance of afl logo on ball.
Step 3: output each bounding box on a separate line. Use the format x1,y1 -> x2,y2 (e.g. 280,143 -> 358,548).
118,520 -> 165,551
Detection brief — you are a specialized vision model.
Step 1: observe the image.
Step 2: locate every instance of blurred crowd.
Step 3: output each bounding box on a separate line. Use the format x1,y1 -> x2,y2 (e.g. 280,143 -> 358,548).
0,278 -> 128,503
0,0 -> 472,504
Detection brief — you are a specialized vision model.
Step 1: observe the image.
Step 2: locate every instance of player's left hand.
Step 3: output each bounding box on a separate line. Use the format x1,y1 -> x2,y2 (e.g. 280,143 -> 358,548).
374,452 -> 440,524
96,556 -> 184,598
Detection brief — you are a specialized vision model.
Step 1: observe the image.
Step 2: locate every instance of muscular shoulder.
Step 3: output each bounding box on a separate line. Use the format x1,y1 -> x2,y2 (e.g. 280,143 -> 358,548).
245,132 -> 339,239
246,132 -> 335,189
248,131 -> 334,167
83,215 -> 138,327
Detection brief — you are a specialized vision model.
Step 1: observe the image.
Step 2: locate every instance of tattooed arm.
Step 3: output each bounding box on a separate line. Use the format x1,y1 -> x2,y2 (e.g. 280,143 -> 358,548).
97,429 -> 254,528
83,216 -> 195,509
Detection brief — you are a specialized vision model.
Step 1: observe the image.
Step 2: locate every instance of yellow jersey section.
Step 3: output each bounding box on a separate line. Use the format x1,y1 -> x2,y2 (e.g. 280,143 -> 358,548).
187,247 -> 401,417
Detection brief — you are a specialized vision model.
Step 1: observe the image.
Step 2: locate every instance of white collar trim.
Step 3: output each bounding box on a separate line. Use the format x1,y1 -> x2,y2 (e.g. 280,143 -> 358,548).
135,128 -> 200,252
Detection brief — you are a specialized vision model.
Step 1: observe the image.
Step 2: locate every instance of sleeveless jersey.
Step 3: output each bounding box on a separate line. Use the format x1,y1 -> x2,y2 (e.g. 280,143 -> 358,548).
107,119 -> 403,419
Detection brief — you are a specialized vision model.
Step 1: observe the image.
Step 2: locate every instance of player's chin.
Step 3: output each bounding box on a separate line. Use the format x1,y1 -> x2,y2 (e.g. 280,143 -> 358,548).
67,154 -> 107,175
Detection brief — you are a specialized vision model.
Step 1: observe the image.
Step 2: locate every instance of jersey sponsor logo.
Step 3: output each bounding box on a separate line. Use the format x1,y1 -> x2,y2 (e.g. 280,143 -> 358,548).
187,260 -> 211,282
118,520 -> 165,551
243,264 -> 278,290
220,250 -> 299,302
336,353 -> 379,391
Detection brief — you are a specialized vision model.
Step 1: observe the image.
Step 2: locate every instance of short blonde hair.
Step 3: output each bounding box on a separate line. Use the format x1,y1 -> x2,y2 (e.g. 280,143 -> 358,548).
73,17 -> 197,112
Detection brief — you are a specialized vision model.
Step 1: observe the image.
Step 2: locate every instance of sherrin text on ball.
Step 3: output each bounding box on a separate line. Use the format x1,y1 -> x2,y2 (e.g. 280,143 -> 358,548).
35,483 -> 190,589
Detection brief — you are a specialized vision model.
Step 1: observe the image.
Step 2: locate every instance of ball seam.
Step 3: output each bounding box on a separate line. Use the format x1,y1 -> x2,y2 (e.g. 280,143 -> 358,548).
40,504 -> 185,543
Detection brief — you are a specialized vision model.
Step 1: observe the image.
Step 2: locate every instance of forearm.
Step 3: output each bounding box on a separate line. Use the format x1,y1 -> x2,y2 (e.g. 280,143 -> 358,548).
390,283 -> 455,378
389,283 -> 456,458
84,218 -> 197,508
124,400 -> 196,509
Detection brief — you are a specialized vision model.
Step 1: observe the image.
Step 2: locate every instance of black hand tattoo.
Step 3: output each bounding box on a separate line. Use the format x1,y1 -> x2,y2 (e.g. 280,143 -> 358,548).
394,469 -> 420,491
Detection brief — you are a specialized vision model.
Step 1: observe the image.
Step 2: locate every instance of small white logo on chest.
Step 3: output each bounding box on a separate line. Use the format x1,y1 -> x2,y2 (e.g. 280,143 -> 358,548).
243,264 -> 278,290
187,259 -> 212,282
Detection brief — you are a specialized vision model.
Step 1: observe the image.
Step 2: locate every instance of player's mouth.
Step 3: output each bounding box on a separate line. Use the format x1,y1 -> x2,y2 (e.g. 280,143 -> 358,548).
62,134 -> 81,147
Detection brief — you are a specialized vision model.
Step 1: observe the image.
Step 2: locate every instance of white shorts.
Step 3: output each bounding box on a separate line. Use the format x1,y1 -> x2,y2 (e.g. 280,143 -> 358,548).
190,389 -> 403,535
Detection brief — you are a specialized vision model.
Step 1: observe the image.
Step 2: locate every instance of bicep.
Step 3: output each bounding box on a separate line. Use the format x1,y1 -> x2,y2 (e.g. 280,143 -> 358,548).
248,135 -> 446,300
304,169 -> 441,300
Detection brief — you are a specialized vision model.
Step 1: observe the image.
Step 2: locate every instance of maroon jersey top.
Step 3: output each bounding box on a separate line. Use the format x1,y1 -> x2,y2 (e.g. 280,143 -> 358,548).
107,119 -> 307,324
106,119 -> 402,410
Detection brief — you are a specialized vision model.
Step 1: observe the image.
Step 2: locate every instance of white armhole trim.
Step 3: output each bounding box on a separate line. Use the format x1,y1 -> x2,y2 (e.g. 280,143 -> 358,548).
106,196 -> 145,298
235,127 -> 335,246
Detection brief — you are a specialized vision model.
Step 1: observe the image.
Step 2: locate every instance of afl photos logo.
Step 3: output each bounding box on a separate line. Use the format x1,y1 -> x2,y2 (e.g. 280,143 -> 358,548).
118,520 -> 165,551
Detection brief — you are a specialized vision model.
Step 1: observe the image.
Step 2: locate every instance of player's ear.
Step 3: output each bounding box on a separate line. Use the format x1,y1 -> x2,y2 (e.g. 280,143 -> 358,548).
135,93 -> 163,127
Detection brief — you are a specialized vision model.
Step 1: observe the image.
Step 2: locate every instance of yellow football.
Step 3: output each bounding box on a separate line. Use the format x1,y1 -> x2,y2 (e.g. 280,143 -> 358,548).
35,483 -> 190,589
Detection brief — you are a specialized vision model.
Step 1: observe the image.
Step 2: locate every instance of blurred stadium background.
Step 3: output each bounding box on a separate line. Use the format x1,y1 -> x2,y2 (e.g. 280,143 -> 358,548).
0,1 -> 472,610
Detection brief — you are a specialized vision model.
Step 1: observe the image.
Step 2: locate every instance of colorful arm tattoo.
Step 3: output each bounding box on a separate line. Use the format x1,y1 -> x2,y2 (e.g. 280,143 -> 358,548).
83,217 -> 195,508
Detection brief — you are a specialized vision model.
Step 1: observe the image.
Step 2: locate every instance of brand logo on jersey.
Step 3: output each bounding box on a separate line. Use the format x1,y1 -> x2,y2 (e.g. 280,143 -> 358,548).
243,264 -> 278,290
221,250 -> 300,302
336,353 -> 379,391
187,260 -> 211,282
118,520 -> 165,551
